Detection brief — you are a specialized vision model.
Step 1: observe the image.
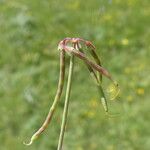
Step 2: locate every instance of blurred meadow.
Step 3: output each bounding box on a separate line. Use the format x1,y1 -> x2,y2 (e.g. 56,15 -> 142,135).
0,0 -> 150,150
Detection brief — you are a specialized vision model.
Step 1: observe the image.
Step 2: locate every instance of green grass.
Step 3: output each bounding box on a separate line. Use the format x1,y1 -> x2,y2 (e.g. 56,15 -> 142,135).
0,0 -> 149,150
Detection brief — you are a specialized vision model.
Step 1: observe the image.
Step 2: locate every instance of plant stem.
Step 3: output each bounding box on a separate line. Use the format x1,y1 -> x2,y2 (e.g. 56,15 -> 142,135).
57,55 -> 74,150
24,51 -> 65,146
78,48 -> 108,113
97,84 -> 108,112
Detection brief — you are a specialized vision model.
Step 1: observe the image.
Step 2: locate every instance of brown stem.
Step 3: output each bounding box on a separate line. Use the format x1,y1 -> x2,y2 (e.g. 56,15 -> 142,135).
63,46 -> 113,81
24,50 -> 66,145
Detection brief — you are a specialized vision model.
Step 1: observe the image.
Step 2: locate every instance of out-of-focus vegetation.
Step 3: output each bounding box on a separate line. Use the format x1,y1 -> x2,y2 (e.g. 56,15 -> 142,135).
0,0 -> 149,150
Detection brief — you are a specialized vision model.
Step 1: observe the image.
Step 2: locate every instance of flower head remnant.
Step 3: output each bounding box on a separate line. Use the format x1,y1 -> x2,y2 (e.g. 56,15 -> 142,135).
24,38 -> 120,150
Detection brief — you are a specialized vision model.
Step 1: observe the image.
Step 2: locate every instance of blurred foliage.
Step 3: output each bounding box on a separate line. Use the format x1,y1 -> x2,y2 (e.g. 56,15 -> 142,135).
0,0 -> 149,150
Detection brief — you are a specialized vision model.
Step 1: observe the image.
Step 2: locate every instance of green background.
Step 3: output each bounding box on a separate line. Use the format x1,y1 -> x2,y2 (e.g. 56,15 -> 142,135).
0,0 -> 149,150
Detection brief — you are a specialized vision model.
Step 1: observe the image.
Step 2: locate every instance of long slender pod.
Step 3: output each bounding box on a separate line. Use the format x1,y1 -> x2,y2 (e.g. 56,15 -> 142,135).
76,43 -> 98,83
57,54 -> 74,150
86,43 -> 102,82
85,46 -> 120,115
77,46 -> 108,112
24,50 -> 66,145
85,46 -> 109,112
62,46 -> 113,82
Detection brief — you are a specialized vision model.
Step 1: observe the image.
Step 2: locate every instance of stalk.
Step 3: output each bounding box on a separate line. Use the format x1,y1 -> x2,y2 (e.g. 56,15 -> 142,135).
24,50 -> 65,145
57,55 -> 74,150
77,47 -> 108,112
63,46 -> 114,81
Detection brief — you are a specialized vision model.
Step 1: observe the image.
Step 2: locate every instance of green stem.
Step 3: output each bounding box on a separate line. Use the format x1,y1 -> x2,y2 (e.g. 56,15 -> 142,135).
57,55 -> 74,150
97,84 -> 108,112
